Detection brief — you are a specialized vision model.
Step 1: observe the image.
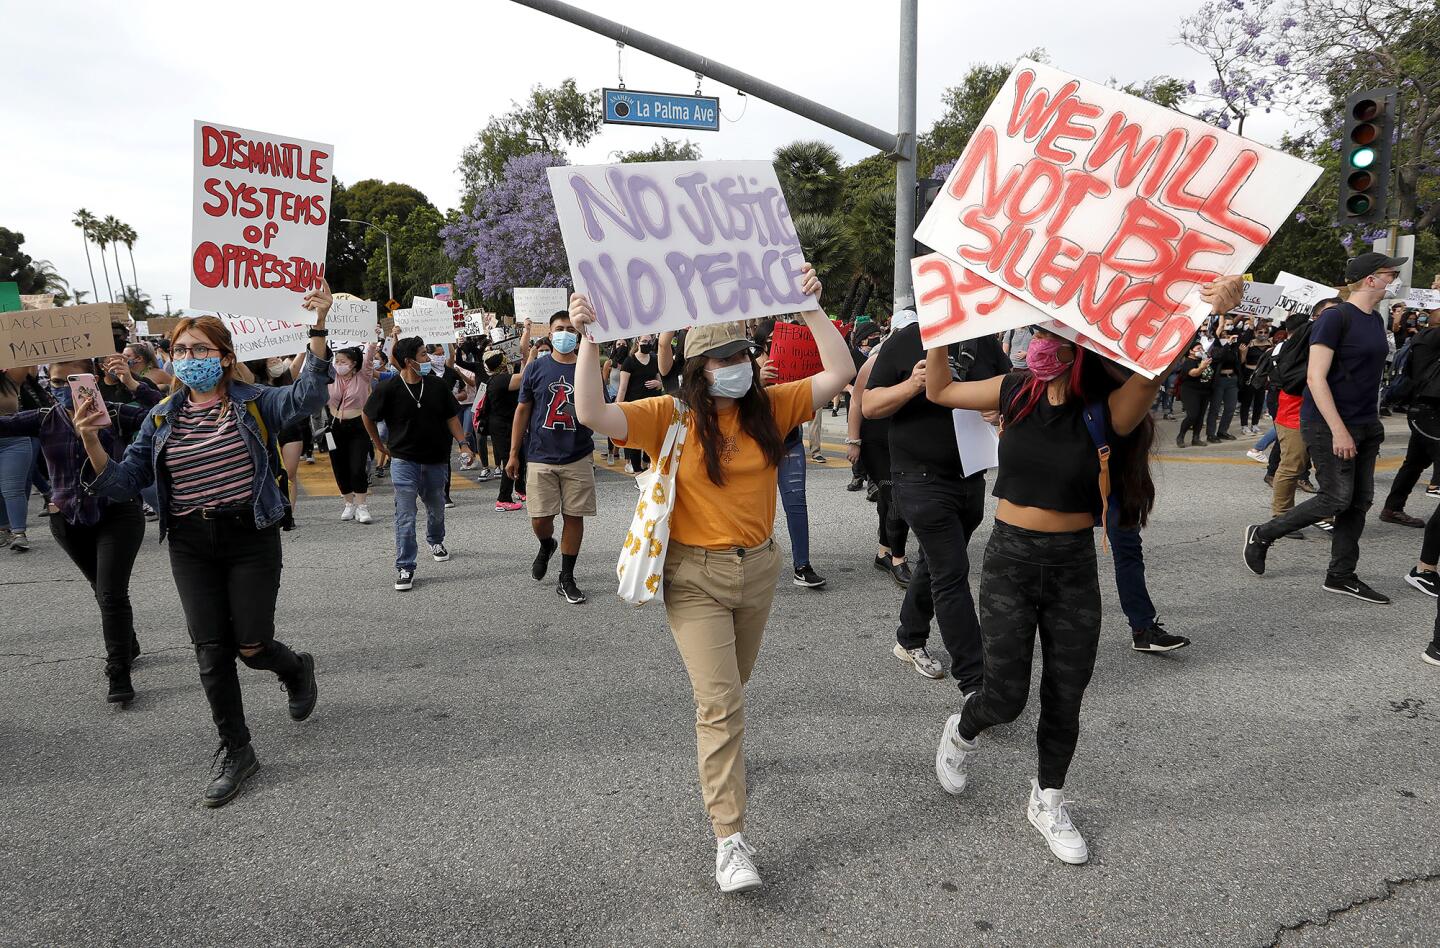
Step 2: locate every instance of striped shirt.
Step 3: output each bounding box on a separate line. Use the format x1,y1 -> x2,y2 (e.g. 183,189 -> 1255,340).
163,399 -> 255,513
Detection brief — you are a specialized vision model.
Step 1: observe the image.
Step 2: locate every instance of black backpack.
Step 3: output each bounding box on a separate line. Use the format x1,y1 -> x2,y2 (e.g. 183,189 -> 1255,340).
1274,311 -> 1350,396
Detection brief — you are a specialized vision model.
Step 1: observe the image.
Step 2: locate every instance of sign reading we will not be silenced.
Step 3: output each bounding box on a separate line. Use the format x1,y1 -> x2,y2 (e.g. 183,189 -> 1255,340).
0,304 -> 123,369
914,60 -> 1320,377
191,120 -> 333,326
547,160 -> 818,344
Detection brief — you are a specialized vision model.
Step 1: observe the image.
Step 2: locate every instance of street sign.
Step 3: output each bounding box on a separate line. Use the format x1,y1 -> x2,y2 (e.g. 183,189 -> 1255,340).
602,88 -> 719,132
385,299 -> 400,313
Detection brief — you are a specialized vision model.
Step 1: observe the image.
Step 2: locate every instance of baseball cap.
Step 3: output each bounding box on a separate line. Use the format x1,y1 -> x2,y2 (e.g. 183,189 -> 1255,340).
1345,251 -> 1408,283
684,322 -> 757,360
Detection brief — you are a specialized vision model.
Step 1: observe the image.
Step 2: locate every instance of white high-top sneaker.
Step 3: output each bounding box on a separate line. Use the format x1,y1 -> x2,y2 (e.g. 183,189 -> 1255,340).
1026,779 -> 1089,865
934,711 -> 977,795
714,833 -> 761,893
340,503 -> 356,522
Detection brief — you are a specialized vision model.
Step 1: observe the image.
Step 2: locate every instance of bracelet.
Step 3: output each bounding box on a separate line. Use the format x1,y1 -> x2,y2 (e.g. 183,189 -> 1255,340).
845,438 -> 862,446
308,328 -> 329,338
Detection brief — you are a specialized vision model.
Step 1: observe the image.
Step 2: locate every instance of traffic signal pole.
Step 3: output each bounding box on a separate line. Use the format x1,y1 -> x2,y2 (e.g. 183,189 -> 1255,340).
508,0 -> 920,309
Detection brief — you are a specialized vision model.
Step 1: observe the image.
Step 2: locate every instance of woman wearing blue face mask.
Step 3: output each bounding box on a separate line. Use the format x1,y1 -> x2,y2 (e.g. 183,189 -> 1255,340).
73,284 -> 337,808
571,262 -> 856,894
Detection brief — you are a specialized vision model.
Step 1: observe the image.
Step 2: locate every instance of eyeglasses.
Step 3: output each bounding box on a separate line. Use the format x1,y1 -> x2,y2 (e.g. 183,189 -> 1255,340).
172,344 -> 218,359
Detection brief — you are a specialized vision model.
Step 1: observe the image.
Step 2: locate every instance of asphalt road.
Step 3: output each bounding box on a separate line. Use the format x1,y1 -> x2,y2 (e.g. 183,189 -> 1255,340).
2,414 -> 1437,947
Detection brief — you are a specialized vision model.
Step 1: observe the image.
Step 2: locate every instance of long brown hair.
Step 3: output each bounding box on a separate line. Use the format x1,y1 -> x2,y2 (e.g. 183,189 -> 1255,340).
168,316 -> 241,413
679,355 -> 785,486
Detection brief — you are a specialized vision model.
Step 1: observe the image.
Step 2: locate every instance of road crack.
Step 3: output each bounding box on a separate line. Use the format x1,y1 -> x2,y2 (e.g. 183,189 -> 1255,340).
1262,868 -> 1440,947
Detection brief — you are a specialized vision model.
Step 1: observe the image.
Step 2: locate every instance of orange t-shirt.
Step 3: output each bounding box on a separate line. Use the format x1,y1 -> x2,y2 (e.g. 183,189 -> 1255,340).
618,379 -> 815,550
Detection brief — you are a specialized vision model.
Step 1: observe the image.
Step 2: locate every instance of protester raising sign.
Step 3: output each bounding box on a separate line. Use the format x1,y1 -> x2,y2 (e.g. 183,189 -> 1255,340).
1,303 -> 122,369
914,60 -> 1321,376
326,298 -> 378,347
221,314 -> 308,361
911,252 -> 1050,349
547,160 -> 817,343
394,298 -> 455,343
1232,281 -> 1285,318
190,120 -> 333,326
767,321 -> 849,383
514,287 -> 570,324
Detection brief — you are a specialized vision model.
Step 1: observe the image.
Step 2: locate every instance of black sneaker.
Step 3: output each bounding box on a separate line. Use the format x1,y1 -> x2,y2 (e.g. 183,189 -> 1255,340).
284,652 -> 318,721
1242,524 -> 1270,576
1175,433 -> 1187,448
130,636 -> 141,661
556,576 -> 587,604
793,565 -> 827,588
865,482 -> 880,503
873,554 -> 891,573
1406,568 -> 1439,598
1424,643 -> 1440,667
106,666 -> 135,704
846,476 -> 865,492
531,537 -> 558,581
1131,621 -> 1190,653
1322,575 -> 1390,604
890,561 -> 912,588
430,543 -> 450,562
394,568 -> 415,591
1427,484 -> 1440,498
203,742 -> 259,808
1217,432 -> 1237,441
1314,519 -> 1334,533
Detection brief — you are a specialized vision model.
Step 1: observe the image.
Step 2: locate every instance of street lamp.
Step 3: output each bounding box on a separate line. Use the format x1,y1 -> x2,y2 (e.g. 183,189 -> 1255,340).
339,218 -> 393,305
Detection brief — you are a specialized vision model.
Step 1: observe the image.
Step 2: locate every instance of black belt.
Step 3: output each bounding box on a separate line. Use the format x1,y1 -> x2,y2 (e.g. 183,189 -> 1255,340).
197,504 -> 253,521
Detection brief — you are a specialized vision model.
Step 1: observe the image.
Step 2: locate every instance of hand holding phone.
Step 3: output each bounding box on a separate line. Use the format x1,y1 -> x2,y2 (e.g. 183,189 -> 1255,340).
68,374 -> 111,428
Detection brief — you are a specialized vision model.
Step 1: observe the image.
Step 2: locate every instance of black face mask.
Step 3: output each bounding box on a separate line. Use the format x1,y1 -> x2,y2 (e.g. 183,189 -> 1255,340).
639,342 -> 655,354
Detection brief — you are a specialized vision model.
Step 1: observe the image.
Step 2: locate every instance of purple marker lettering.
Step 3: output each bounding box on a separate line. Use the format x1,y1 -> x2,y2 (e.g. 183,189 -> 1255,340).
697,252 -> 739,314
734,251 -> 775,312
627,174 -> 672,239
665,252 -> 701,319
674,172 -> 714,244
628,259 -> 666,325
577,254 -> 631,330
571,170 -> 644,241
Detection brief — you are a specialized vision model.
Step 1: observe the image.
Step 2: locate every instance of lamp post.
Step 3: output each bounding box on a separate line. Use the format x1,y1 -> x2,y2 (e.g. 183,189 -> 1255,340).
339,218 -> 393,304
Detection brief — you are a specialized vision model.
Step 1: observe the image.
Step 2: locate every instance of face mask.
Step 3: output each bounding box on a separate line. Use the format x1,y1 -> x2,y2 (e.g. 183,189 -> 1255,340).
639,341 -> 655,354
174,357 -> 225,393
335,363 -> 353,377
707,362 -> 754,399
52,385 -> 74,409
372,360 -> 384,371
551,330 -> 579,354
416,361 -> 433,376
429,354 -> 446,369
1025,336 -> 1072,381
1380,275 -> 1402,300
267,362 -> 287,379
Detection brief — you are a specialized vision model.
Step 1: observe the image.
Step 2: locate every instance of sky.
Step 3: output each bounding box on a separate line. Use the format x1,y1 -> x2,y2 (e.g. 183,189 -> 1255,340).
2,0 -> 1302,311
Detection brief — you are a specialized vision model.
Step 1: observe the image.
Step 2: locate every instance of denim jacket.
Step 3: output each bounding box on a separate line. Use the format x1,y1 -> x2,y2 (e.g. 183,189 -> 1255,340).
84,352 -> 335,539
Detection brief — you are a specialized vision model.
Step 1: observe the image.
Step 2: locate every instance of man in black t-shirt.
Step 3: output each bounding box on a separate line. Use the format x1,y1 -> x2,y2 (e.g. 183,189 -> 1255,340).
364,336 -> 474,592
864,318 -> 1008,693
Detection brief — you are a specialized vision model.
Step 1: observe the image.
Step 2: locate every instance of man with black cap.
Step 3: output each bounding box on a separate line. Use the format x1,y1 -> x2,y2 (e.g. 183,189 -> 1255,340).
1244,251 -> 1405,603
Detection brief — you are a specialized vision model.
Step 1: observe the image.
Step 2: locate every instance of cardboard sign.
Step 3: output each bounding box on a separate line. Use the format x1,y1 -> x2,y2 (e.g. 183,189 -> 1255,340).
1232,281 -> 1285,317
379,316 -> 395,336
146,316 -> 183,336
190,120 -> 334,326
912,252 -> 1050,349
20,294 -> 56,310
547,160 -> 817,343
513,287 -> 570,325
394,299 -> 455,344
1406,288 -> 1440,312
326,298 -> 378,347
221,314 -> 308,361
1,303 -> 123,369
1274,271 -> 1337,319
914,60 -> 1321,376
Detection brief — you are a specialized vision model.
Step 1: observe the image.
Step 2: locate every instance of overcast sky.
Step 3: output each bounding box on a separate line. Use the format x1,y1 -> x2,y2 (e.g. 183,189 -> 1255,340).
4,0 -> 1300,310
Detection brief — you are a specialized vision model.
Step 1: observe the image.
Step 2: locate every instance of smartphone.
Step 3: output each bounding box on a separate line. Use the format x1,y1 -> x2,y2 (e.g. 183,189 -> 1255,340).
67,374 -> 111,427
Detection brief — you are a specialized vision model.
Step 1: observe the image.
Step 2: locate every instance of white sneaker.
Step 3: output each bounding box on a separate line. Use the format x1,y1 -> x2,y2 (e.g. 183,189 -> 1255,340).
340,503 -> 356,522
355,505 -> 373,524
1246,449 -> 1268,463
892,642 -> 944,679
1026,779 -> 1089,865
714,833 -> 761,893
624,461 -> 636,474
934,710 -> 977,795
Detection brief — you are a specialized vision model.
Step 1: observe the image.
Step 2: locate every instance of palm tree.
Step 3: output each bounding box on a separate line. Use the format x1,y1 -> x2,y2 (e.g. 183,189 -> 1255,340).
118,223 -> 140,292
29,260 -> 71,297
91,219 -> 115,302
72,208 -> 100,303
102,216 -> 125,300
790,213 -> 854,311
772,140 -> 844,216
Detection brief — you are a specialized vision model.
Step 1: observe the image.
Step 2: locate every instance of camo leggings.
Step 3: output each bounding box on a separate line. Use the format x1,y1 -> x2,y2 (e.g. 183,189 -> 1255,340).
958,521 -> 1101,790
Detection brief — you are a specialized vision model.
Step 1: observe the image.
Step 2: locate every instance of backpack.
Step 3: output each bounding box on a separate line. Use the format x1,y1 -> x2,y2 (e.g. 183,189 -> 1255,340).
1273,311 -> 1351,396
1388,330 -> 1440,405
1248,349 -> 1275,391
1079,401 -> 1113,551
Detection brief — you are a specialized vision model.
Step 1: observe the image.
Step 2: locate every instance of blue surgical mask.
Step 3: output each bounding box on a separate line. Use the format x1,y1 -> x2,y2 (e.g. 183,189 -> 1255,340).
707,362 -> 754,399
416,361 -> 433,376
551,330 -> 578,354
173,357 -> 225,393
52,385 -> 74,409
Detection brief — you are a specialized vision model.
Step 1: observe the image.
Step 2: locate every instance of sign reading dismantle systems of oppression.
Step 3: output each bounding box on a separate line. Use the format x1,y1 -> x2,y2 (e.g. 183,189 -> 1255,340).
548,160 -> 818,344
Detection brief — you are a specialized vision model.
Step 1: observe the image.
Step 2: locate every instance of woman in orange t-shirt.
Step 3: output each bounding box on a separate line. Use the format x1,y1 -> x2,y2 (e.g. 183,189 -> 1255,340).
572,263 -> 855,895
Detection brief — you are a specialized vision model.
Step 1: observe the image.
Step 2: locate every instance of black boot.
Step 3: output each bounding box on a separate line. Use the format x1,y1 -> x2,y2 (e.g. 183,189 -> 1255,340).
284,652 -> 318,721
203,742 -> 259,808
130,636 -> 141,662
106,666 -> 135,704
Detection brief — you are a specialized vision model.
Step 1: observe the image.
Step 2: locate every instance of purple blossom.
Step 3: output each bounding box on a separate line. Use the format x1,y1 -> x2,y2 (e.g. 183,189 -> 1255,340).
1340,233 -> 1355,251
1280,16 -> 1296,30
931,160 -> 956,180
1241,17 -> 1262,38
1295,212 -> 1307,222
1274,52 -> 1290,67
442,151 -> 571,299
1186,80 -> 1197,95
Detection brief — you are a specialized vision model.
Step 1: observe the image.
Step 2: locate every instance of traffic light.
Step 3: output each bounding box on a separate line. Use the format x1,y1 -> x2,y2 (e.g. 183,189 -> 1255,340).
1338,87 -> 1397,225
914,177 -> 945,257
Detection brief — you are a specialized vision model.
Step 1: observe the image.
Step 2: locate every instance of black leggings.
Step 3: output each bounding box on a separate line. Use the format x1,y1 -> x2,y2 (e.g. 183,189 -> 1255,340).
492,432 -> 524,503
1178,387 -> 1211,440
1237,384 -> 1263,427
859,432 -> 907,555
625,447 -> 650,472
959,521 -> 1101,790
49,500 -> 145,672
329,416 -> 371,497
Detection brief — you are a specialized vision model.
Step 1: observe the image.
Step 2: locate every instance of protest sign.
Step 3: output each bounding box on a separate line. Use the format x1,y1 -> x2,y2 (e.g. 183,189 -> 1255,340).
1,303 -> 122,369
1232,281 -> 1284,317
326,298 -> 378,347
1406,288 -> 1440,311
458,310 -> 493,339
0,282 -> 20,313
767,322 -> 822,383
495,335 -> 523,363
394,300 -> 455,344
134,321 -> 149,336
1274,271 -> 1337,319
547,160 -> 816,343
431,283 -> 454,301
911,252 -> 1049,349
146,316 -> 183,336
513,287 -> 570,325
379,316 -> 395,336
190,120 -> 333,326
221,314 -> 308,361
914,59 -> 1321,376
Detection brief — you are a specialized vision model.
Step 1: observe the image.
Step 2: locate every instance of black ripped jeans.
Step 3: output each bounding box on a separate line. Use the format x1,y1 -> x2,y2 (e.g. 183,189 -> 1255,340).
959,521 -> 1101,791
49,500 -> 145,673
168,512 -> 303,749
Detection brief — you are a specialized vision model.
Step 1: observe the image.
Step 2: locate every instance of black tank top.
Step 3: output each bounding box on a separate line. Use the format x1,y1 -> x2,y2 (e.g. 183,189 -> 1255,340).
992,372 -> 1102,516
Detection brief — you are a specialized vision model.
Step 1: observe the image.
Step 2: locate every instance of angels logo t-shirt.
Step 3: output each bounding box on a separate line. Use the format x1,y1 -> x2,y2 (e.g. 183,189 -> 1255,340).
519,356 -> 595,464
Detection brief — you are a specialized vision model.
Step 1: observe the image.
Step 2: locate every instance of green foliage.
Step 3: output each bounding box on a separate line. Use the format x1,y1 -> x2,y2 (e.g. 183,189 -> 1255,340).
365,204 -> 453,304
458,79 -> 602,204
0,227 -> 45,293
773,140 -> 844,215
916,61 -> 1013,174
118,285 -> 154,321
790,212 -> 854,310
616,138 -> 702,162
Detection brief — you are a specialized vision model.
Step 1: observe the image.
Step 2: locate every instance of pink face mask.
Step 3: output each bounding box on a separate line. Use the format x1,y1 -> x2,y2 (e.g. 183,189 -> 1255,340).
335,363 -> 353,377
1026,336 -> 1071,381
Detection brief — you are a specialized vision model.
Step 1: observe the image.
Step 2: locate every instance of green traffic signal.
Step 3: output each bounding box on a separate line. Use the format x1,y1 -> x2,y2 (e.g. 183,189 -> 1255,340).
1351,146 -> 1376,169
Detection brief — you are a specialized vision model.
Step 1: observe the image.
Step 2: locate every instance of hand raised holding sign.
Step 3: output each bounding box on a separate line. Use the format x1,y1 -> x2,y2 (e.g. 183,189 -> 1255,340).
569,292 -> 598,336
302,278 -> 333,326
1201,276 -> 1245,316
799,263 -> 822,300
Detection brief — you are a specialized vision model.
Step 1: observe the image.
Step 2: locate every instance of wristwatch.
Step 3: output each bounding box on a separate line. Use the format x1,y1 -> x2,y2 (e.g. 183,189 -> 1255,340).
845,438 -> 862,446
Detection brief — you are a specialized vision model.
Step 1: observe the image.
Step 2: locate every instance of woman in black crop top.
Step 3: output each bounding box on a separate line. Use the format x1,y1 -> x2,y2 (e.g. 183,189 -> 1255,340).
922,277 -> 1244,866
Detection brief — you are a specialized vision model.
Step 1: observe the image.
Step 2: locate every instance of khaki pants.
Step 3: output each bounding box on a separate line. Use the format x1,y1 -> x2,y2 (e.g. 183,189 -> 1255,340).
662,538 -> 782,838
1272,424 -> 1309,517
806,411 -> 822,455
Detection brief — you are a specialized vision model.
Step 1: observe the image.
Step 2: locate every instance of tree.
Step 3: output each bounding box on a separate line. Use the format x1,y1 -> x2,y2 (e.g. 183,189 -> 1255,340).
91,219 -> 114,302
29,259 -> 69,296
325,179 -> 369,296
458,79 -> 603,204
376,205 -> 453,304
0,227 -> 45,293
443,151 -> 570,313
72,208 -> 99,304
118,285 -> 154,321
916,60 -> 1016,174
117,222 -> 139,292
1177,0 -> 1287,135
616,138 -> 702,162
101,216 -> 125,301
790,213 -> 854,311
343,180 -> 433,231
773,140 -> 844,215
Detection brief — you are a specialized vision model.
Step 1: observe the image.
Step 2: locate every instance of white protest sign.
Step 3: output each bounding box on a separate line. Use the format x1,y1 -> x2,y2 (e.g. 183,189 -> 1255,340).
914,59 -> 1321,377
1406,288 -> 1440,311
221,314 -> 308,361
1232,281 -> 1284,317
513,288 -> 570,325
394,300 -> 454,343
1274,271 -> 1337,319
953,409 -> 999,476
911,252 -> 1048,349
547,160 -> 816,343
190,120 -> 333,326
134,320 -> 149,337
326,298 -> 378,347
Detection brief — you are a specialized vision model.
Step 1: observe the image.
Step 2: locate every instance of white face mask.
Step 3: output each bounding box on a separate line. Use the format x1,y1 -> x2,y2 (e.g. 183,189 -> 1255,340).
429,354 -> 446,370
707,362 -> 754,399
267,362 -> 286,379
1379,274 -> 1403,300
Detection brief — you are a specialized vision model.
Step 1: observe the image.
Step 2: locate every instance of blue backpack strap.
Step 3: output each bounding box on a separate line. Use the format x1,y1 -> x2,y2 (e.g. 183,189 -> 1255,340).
1081,401 -> 1113,547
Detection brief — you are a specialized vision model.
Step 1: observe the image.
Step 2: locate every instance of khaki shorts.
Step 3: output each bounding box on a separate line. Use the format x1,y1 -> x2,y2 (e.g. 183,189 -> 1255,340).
526,457 -> 597,518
